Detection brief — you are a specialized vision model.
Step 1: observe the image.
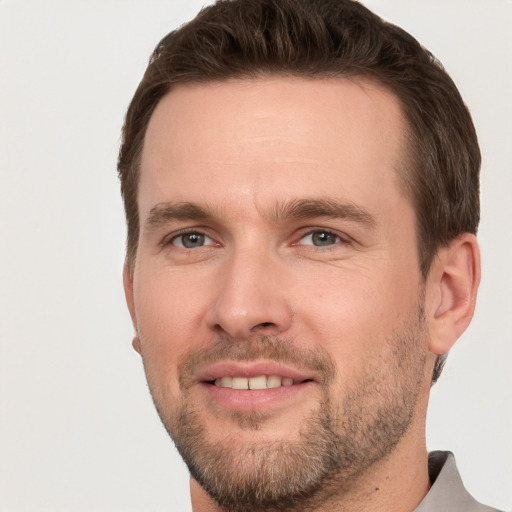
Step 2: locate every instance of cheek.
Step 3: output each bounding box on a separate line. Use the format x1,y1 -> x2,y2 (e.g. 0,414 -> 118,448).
294,260 -> 421,365
133,269 -> 209,375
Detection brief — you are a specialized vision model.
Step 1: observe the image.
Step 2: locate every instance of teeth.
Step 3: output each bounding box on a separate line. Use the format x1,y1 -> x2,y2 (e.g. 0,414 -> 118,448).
266,375 -> 282,388
248,375 -> 267,390
213,375 -> 297,389
216,376 -> 233,388
232,377 -> 249,390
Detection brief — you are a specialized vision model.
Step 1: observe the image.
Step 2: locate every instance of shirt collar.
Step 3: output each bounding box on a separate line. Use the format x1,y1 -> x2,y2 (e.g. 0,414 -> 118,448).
414,451 -> 498,512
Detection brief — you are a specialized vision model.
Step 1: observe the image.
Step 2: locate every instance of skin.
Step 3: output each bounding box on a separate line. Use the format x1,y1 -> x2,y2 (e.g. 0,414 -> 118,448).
124,77 -> 480,511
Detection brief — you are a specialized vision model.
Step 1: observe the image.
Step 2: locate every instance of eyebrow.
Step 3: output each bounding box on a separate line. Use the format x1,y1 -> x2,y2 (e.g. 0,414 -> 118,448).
145,202 -> 212,230
270,198 -> 377,228
144,198 -> 376,231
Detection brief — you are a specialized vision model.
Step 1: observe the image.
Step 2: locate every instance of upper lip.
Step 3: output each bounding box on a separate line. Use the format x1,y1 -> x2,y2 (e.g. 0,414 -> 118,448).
195,361 -> 316,384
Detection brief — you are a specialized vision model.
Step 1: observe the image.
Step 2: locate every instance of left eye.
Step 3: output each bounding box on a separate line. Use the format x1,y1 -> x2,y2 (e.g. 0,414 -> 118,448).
172,232 -> 213,249
300,231 -> 341,247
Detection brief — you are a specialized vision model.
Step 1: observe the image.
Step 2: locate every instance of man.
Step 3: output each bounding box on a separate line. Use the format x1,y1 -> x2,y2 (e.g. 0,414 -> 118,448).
118,0 -> 501,510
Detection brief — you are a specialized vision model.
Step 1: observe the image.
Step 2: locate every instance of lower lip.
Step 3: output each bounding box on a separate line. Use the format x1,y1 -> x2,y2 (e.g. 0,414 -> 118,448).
201,381 -> 316,412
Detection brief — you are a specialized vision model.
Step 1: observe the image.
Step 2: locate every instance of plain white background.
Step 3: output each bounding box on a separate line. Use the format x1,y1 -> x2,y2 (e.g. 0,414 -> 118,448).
0,1 -> 510,511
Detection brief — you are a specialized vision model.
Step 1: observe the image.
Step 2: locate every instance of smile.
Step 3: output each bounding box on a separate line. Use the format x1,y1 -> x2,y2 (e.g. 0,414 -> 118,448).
213,375 -> 298,389
195,361 -> 318,411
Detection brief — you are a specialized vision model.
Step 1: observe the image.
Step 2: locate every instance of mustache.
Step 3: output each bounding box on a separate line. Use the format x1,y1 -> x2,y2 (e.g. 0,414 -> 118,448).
177,336 -> 336,391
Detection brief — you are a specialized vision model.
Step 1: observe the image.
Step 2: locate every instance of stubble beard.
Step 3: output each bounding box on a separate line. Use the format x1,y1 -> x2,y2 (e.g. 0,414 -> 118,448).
145,307 -> 428,512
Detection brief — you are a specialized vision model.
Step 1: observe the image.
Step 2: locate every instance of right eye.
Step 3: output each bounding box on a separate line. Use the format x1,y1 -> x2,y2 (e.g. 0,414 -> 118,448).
171,232 -> 214,249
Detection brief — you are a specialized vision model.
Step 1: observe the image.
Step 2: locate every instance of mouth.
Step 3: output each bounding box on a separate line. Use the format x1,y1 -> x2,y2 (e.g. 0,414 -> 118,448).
195,361 -> 318,412
209,375 -> 311,389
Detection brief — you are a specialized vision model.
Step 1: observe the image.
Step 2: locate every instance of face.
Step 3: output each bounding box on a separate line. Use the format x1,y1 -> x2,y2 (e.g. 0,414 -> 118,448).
126,78 -> 433,510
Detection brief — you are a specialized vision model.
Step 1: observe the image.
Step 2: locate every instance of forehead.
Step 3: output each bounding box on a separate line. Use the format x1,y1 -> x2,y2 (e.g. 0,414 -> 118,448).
139,77 -> 408,219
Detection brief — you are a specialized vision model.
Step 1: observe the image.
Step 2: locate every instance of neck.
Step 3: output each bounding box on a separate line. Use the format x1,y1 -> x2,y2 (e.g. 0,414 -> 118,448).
326,425 -> 430,512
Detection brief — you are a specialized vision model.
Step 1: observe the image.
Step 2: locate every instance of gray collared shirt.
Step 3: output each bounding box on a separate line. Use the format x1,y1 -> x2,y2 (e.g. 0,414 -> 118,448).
415,451 -> 503,512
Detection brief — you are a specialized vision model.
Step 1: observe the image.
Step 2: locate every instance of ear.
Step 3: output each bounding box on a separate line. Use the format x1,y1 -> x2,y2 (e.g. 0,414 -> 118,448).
425,234 -> 481,355
123,263 -> 142,355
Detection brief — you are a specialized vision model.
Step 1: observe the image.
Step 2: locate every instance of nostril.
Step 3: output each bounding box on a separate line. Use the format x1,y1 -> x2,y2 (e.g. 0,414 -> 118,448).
249,321 -> 277,334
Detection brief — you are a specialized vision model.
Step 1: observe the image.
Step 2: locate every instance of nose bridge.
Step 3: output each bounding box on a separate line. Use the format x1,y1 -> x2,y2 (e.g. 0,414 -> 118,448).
209,242 -> 291,339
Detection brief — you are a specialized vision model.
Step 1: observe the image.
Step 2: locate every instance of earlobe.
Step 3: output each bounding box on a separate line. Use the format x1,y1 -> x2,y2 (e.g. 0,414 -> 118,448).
426,234 -> 481,355
123,263 -> 142,354
132,335 -> 142,355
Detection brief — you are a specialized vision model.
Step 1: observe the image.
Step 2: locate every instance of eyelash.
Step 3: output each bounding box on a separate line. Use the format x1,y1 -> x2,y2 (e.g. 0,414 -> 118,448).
164,228 -> 216,248
294,228 -> 349,248
162,227 -> 351,250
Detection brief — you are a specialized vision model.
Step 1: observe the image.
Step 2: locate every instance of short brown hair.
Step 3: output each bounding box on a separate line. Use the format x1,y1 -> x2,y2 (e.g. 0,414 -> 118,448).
118,0 -> 481,380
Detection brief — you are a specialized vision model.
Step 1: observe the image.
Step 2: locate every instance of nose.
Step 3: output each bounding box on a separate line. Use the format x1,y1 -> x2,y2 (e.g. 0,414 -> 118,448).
206,248 -> 293,340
